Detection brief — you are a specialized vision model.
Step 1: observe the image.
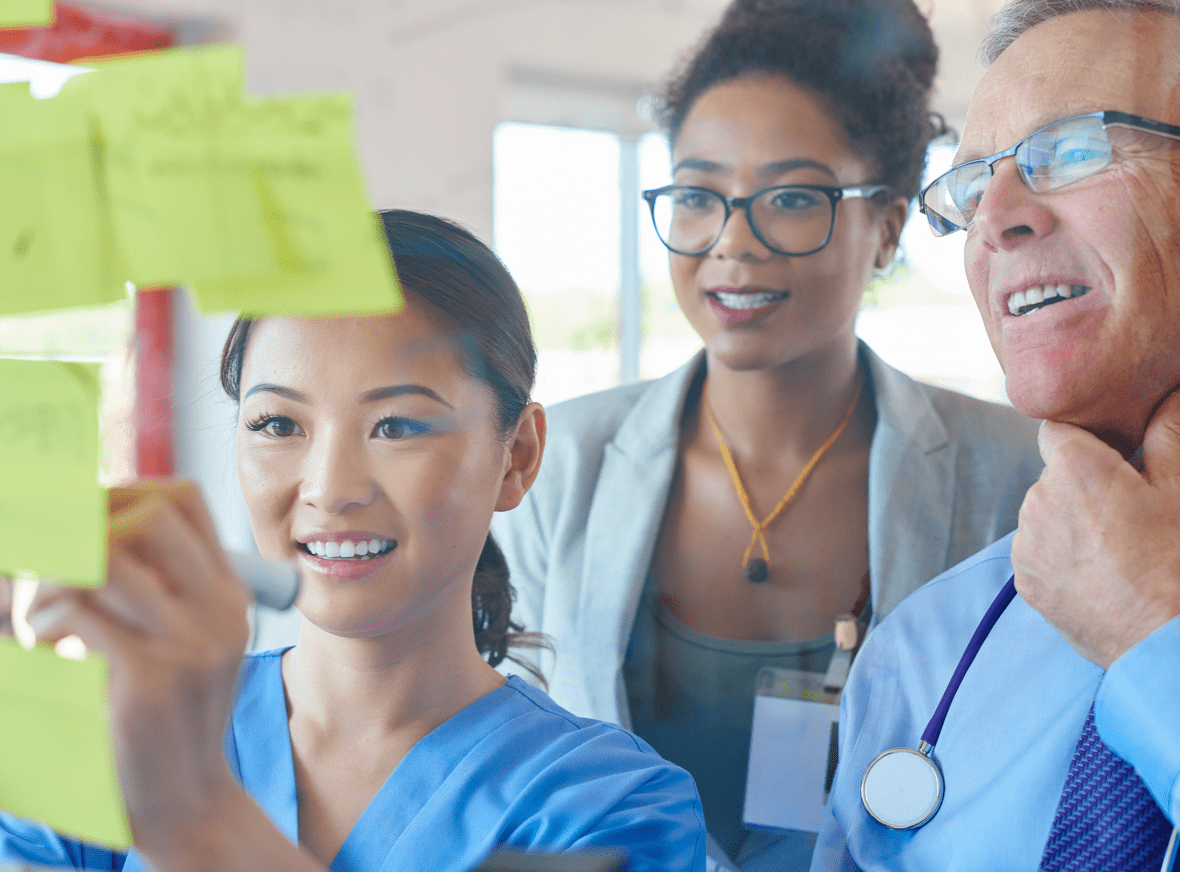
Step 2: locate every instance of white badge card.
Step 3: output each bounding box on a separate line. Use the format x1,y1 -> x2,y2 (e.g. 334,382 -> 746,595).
743,666 -> 841,834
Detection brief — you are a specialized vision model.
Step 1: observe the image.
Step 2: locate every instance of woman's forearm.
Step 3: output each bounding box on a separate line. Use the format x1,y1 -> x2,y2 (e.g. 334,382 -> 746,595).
135,777 -> 324,872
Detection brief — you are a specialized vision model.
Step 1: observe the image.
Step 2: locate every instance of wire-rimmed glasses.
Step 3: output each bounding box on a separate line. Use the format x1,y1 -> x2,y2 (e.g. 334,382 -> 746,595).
642,183 -> 887,257
919,110 -> 1180,236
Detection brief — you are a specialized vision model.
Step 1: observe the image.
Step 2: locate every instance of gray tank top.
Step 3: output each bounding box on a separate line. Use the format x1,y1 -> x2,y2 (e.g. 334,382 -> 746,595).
623,570 -> 868,860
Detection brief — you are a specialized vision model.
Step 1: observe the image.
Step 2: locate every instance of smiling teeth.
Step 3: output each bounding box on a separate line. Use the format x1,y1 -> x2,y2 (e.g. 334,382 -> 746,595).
305,538 -> 394,559
1007,284 -> 1090,316
713,291 -> 787,309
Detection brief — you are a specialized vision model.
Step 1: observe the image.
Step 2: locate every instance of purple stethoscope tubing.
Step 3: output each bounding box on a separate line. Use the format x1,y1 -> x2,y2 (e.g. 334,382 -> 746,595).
920,575 -> 1017,748
860,575 -> 1016,830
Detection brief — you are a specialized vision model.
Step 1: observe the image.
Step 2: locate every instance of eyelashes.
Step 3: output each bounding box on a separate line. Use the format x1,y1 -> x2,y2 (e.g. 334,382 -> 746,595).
243,412 -> 434,441
244,413 -> 298,438
372,416 -> 433,440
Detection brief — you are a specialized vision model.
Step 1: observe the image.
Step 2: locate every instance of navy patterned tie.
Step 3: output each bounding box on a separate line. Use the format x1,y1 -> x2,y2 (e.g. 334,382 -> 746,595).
1040,705 -> 1173,871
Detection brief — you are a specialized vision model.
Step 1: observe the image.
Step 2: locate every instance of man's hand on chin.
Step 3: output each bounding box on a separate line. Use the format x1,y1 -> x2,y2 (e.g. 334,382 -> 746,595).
1012,390 -> 1180,669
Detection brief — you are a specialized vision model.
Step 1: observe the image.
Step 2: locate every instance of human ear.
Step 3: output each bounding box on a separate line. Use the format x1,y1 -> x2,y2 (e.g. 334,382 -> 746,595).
495,402 -> 546,512
874,196 -> 910,269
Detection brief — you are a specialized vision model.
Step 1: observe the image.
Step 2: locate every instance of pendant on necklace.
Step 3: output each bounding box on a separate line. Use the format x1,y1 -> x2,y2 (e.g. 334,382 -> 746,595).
745,558 -> 770,583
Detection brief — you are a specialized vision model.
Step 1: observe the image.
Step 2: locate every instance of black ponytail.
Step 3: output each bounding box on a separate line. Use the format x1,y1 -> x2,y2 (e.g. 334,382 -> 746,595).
472,533 -> 549,683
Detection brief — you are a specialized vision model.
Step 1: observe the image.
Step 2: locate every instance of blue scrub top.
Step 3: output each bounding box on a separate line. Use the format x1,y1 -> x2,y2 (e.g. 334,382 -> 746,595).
2,649 -> 708,872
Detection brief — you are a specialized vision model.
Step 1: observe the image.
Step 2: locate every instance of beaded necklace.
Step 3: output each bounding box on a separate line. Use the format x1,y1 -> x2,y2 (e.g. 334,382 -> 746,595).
704,374 -> 864,583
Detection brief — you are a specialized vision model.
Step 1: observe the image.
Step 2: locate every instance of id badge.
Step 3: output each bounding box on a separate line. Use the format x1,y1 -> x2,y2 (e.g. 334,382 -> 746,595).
743,666 -> 841,834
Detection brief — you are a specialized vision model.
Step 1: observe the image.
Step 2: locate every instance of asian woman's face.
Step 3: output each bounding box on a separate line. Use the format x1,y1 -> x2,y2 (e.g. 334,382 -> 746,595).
668,75 -> 907,373
235,303 -> 532,641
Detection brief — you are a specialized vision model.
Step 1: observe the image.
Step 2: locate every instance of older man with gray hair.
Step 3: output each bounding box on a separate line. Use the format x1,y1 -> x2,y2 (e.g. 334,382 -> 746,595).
813,0 -> 1180,869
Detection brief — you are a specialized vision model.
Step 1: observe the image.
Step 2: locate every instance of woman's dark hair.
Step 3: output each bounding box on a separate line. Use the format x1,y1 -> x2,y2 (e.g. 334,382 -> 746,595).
220,209 -> 546,676
662,0 -> 941,202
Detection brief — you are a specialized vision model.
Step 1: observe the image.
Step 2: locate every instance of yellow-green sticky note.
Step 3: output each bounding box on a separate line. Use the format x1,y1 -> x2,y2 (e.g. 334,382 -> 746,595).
190,93 -> 402,316
0,85 -> 127,317
0,359 -> 105,585
0,80 -> 33,105
61,45 -> 278,289
0,0 -> 54,28
0,638 -> 130,848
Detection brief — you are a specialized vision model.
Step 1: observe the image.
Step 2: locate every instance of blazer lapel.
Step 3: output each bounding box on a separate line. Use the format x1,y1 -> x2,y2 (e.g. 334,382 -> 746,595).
864,345 -> 956,621
575,353 -> 703,725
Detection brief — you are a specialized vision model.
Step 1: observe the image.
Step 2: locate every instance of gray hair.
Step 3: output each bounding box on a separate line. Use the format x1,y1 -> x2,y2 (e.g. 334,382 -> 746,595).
983,0 -> 1180,63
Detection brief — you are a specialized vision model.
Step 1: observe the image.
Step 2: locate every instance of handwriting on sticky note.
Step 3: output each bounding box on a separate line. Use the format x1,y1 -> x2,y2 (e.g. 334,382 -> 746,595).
3,45 -> 399,316
189,93 -> 402,316
60,45 -> 279,290
0,637 -> 130,848
0,0 -> 54,27
0,359 -> 106,585
0,86 -> 127,317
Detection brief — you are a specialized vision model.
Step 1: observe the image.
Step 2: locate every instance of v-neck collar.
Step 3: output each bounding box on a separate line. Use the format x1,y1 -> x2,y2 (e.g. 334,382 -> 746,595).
228,651 -> 519,872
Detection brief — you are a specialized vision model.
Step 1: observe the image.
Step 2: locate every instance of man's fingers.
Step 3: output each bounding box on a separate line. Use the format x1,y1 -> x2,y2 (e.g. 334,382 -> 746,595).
1037,418 -> 1129,487
1141,387 -> 1180,485
1038,418 -> 1098,463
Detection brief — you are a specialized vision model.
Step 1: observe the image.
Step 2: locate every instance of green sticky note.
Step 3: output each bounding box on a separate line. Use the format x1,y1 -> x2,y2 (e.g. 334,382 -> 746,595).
0,85 -> 127,317
0,0 -> 54,28
0,638 -> 130,848
190,93 -> 402,316
61,45 -> 279,289
0,359 -> 105,585
0,80 -> 33,105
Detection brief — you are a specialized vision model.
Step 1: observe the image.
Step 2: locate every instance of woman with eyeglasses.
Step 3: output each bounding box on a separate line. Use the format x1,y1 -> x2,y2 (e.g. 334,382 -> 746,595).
493,1 -> 1043,869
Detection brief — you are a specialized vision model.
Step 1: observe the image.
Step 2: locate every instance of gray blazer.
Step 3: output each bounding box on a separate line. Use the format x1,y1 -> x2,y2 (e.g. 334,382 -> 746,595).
492,344 -> 1044,727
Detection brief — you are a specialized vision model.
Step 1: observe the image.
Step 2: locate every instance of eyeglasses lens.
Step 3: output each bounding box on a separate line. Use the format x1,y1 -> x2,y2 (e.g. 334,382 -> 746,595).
924,162 -> 990,236
924,115 -> 1113,236
651,188 -> 726,255
650,187 -> 835,256
752,188 -> 832,255
1019,116 -> 1112,192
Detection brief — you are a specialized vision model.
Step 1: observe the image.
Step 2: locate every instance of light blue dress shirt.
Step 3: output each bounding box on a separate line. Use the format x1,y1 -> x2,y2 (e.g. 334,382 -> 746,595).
1,649 -> 707,872
811,533 -> 1180,871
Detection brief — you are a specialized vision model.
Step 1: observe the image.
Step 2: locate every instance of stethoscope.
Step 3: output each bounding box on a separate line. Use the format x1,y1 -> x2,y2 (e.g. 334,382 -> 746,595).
858,574 -> 1180,871
860,575 -> 1016,829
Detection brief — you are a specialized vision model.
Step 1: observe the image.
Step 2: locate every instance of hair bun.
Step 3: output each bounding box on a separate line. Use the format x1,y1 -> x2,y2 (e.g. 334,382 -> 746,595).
662,0 -> 939,201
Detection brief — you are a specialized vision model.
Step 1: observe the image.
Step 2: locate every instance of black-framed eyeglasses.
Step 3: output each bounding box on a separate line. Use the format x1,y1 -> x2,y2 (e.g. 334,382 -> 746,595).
642,183 -> 887,257
920,110 -> 1180,236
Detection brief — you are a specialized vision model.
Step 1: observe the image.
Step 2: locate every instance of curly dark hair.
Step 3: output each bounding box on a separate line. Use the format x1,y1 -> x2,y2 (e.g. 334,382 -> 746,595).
220,210 -> 548,679
661,0 -> 941,202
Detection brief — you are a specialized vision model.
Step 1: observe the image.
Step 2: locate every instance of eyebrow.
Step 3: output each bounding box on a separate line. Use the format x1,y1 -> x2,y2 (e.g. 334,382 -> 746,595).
244,383 -> 306,402
956,108 -> 1083,164
359,385 -> 454,408
672,156 -> 838,179
243,383 -> 454,409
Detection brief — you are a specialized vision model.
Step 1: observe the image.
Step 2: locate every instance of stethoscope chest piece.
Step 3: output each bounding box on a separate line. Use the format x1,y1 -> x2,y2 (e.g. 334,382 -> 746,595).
860,745 -> 944,829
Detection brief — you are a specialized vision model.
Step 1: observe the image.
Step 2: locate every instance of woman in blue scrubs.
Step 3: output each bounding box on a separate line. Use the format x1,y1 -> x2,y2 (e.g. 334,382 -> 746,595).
5,210 -> 706,872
